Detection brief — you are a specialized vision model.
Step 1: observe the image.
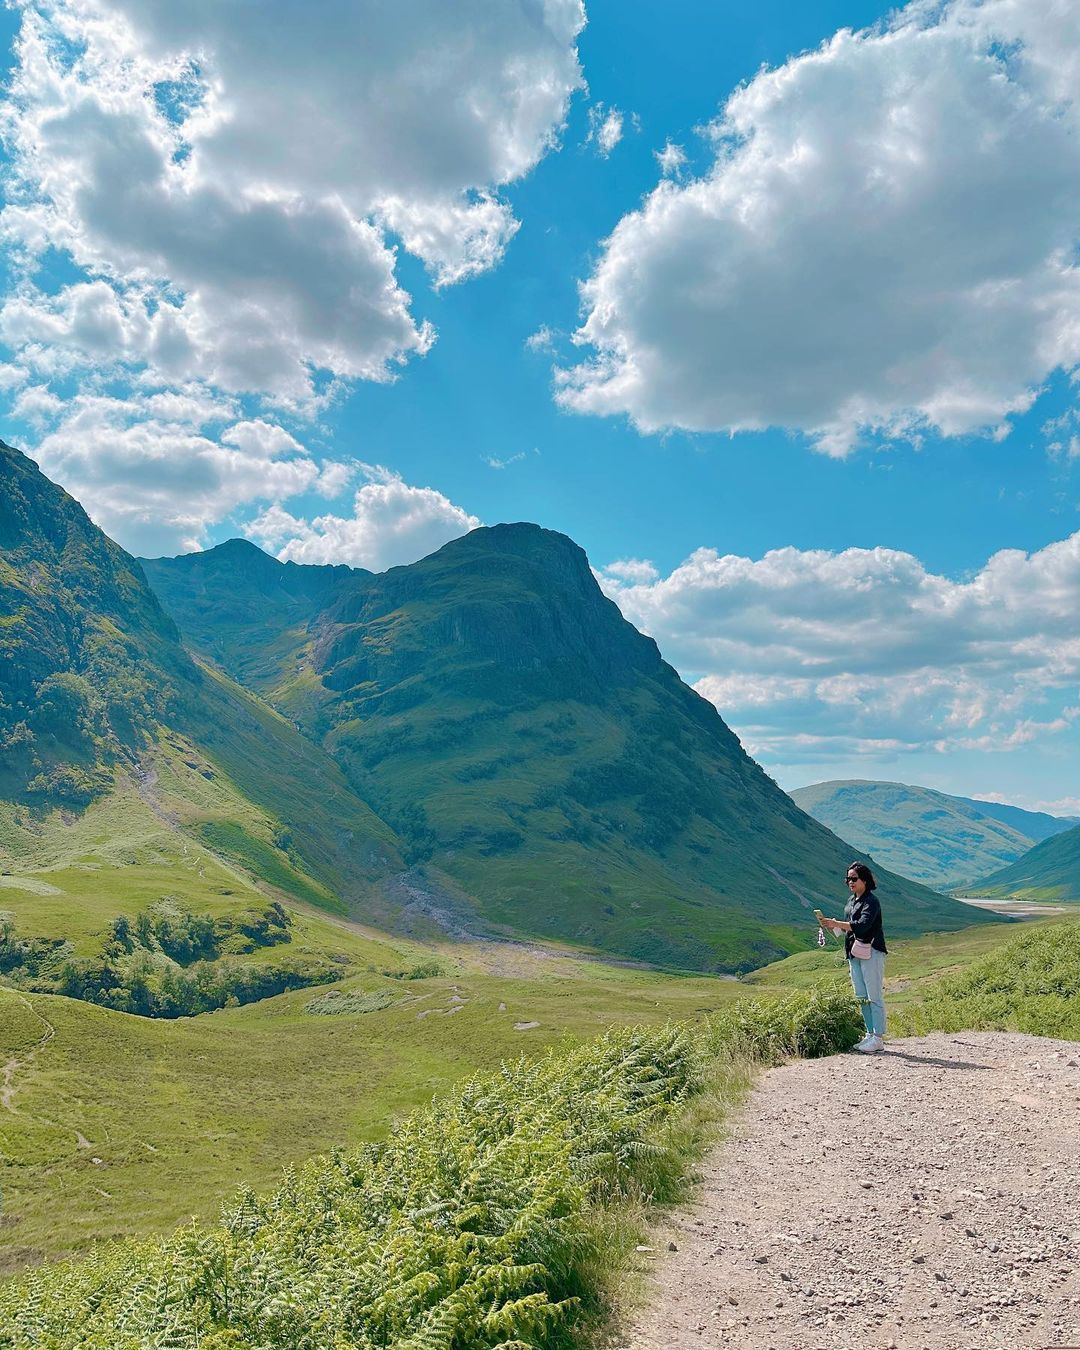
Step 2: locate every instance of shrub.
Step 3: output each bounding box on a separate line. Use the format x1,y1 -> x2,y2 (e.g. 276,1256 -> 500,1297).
705,988 -> 864,1061
304,988 -> 397,1015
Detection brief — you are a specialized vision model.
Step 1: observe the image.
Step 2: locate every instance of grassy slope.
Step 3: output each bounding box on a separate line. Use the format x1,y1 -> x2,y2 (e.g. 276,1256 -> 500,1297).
0,441 -> 407,930
0,956 -> 746,1273
140,539 -> 360,700
790,779 -> 1038,890
172,663 -> 406,922
963,820 -> 1080,900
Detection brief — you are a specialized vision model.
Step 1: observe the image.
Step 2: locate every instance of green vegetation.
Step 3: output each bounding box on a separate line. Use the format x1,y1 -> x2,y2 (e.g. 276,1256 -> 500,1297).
0,896 -> 348,1018
0,953 -> 752,1273
895,919 -> 1080,1039
304,988 -> 398,1014
965,820 -> 1080,901
0,993 -> 859,1349
0,440 -> 404,938
0,763 -> 411,1025
788,779 -> 1070,890
0,442 -> 188,805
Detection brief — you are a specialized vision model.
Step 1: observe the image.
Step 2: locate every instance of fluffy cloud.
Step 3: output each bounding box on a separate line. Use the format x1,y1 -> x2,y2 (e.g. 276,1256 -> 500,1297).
525,325 -> 558,354
586,104 -> 624,157
1,0 -> 585,403
654,140 -> 687,179
0,0 -> 583,550
30,395 -> 347,555
246,465 -> 482,572
598,532 -> 1080,764
560,0 -> 1080,454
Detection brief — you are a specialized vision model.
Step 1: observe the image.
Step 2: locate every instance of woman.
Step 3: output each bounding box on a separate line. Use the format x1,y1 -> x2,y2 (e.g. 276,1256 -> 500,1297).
820,862 -> 888,1054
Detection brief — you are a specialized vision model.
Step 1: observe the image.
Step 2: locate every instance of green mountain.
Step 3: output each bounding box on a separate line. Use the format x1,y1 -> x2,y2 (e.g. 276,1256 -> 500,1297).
964,821 -> 1080,901
789,779 -> 1072,890
0,440 -> 412,1014
141,538 -> 361,695
144,525 -> 980,969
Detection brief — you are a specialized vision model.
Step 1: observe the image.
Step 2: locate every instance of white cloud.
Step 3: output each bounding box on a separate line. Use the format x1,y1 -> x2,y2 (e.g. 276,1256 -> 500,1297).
525,325 -> 558,354
601,557 -> 659,584
654,140 -> 687,178
485,451 -> 526,470
0,0 -> 584,547
598,530 -> 1080,764
1,0 -> 583,404
245,465 -> 482,572
11,382 -> 63,427
1013,795 -> 1080,817
560,0 -> 1080,454
586,103 -> 624,157
29,395 -> 334,555
0,363 -> 28,392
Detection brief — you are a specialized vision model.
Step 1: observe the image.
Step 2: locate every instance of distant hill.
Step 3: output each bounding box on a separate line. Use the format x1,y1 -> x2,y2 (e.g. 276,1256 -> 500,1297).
949,795 -> 1077,845
964,822 -> 1080,901
788,779 -> 1075,890
144,526 -> 981,970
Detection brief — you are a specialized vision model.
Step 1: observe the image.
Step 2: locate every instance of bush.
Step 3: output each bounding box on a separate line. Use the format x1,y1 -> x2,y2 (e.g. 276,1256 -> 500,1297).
304,988 -> 397,1015
0,1024 -> 701,1349
705,988 -> 864,1061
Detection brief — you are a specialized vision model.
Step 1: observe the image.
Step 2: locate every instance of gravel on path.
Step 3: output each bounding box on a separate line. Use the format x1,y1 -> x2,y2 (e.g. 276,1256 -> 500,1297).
624,1032 -> 1080,1349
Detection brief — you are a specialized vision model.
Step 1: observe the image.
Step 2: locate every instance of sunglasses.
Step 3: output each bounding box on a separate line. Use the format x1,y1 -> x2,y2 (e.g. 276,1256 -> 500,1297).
845,876 -> 860,883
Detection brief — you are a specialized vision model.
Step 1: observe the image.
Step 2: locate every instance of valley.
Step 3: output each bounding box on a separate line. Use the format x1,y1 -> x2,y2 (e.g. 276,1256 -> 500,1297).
2,438 -> 1075,1313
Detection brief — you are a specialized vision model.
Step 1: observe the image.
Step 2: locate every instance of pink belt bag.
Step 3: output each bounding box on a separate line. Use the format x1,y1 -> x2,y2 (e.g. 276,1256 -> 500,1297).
850,938 -> 874,960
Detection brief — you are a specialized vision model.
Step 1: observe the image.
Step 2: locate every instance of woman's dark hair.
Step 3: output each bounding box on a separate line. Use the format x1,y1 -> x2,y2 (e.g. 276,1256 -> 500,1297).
847,861 -> 877,891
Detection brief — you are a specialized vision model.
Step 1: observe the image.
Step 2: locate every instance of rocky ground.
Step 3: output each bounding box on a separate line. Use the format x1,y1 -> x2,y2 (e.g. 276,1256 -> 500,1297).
624,1032 -> 1080,1349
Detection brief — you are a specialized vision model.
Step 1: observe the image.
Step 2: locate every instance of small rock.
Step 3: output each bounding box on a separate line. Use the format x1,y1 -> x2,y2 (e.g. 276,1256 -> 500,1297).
635,1245 -> 654,1254
668,1241 -> 678,1252
754,1254 -> 769,1264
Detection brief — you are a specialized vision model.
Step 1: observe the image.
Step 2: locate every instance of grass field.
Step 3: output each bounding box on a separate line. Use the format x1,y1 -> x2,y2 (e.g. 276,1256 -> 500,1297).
0,950 -> 751,1273
1,909 -> 1040,1276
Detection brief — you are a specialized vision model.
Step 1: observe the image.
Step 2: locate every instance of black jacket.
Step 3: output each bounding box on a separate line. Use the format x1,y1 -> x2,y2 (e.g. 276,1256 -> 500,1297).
844,889 -> 888,957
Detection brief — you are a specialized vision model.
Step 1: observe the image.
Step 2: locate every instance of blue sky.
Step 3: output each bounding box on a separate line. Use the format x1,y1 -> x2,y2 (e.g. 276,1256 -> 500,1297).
1,0 -> 1079,811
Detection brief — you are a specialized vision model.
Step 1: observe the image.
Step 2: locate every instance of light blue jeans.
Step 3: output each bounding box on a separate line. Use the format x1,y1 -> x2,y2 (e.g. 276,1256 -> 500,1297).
848,949 -> 886,1037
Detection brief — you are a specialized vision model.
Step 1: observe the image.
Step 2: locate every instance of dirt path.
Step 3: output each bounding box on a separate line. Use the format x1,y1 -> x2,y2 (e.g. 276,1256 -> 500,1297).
1,993 -> 55,1114
625,1032 -> 1080,1349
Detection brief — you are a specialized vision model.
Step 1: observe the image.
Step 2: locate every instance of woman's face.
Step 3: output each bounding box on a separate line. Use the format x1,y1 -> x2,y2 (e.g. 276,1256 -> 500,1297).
846,870 -> 866,898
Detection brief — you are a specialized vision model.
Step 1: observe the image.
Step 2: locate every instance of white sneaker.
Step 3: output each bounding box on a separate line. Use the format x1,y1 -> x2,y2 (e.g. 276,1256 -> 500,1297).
854,1034 -> 883,1054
